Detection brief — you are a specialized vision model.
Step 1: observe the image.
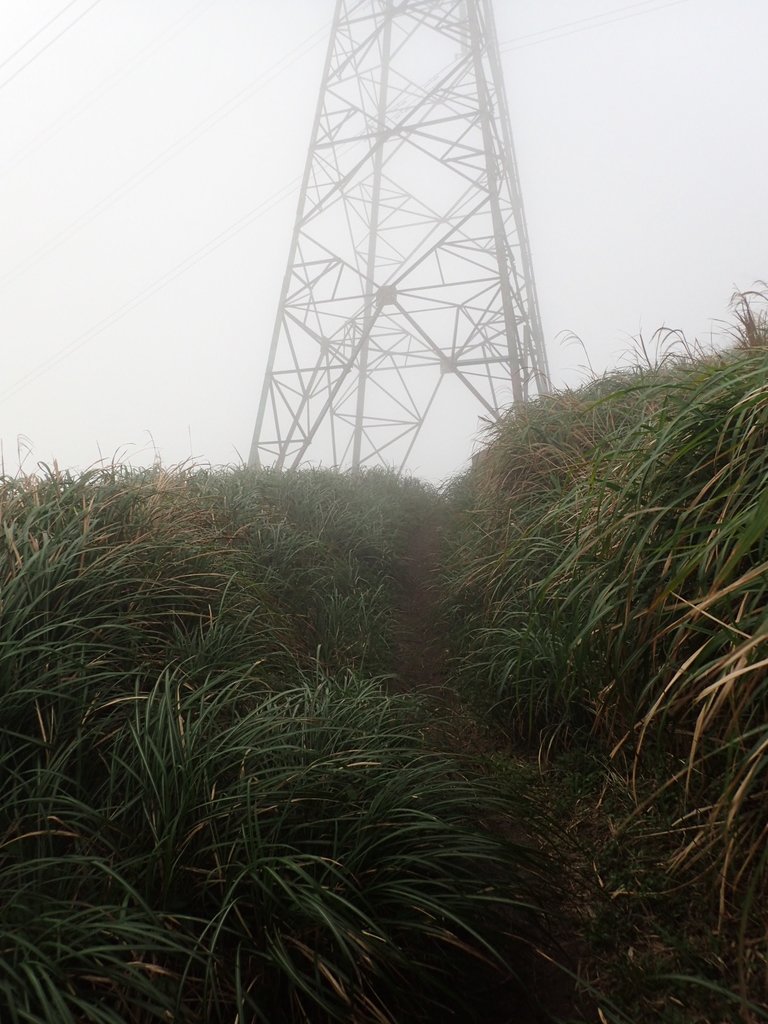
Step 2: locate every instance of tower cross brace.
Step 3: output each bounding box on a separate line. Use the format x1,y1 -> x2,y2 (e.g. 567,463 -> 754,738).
249,0 -> 550,473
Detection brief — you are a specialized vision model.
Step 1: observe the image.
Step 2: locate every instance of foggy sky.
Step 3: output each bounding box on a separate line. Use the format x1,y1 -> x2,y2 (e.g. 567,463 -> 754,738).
1,0 -> 766,481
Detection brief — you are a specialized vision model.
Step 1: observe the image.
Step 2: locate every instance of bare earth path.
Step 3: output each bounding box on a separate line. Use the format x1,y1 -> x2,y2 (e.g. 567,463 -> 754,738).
390,516 -> 581,1024
392,516 -> 450,696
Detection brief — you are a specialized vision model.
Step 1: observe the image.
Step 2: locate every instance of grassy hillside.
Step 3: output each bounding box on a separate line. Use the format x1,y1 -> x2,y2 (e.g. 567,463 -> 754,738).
5,295 -> 768,1023
442,295 -> 768,1020
0,466 -> 545,1024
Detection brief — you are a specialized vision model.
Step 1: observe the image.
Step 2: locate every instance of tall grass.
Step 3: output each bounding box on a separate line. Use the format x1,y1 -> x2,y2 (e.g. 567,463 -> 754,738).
443,293 -> 768,1005
0,464 -> 542,1022
1,672 -> 542,1023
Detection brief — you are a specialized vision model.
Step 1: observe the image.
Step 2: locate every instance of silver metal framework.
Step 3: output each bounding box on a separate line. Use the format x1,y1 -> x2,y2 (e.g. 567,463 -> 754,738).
249,0 -> 550,472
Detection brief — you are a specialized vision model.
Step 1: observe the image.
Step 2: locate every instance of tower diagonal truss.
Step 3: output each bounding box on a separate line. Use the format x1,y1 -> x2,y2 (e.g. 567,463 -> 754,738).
249,0 -> 550,472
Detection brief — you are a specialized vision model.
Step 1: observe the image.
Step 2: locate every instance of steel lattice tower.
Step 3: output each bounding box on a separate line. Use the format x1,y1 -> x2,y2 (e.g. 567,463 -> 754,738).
249,0 -> 549,472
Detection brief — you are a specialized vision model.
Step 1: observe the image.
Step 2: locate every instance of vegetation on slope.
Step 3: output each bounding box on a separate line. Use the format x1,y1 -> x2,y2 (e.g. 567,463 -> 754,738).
442,291 -> 768,1020
7,292 -> 768,1023
0,466 -> 544,1024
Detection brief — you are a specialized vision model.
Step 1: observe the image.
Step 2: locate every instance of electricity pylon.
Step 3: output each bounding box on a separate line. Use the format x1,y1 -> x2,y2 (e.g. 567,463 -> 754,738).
249,0 -> 549,472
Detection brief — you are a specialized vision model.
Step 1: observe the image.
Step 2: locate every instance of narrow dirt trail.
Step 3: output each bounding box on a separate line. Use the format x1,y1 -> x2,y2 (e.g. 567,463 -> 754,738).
392,516 -> 449,696
390,514 -> 502,757
390,515 -> 581,1024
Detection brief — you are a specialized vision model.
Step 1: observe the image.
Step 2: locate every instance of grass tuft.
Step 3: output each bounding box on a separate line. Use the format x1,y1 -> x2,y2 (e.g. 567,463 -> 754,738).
442,293 -> 768,1016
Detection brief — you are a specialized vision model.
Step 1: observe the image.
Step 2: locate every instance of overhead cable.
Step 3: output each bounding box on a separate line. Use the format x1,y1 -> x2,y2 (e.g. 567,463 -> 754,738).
0,0 -> 105,95
499,0 -> 693,53
0,177 -> 301,402
0,0 -> 222,181
0,19 -> 329,295
0,0 -> 82,75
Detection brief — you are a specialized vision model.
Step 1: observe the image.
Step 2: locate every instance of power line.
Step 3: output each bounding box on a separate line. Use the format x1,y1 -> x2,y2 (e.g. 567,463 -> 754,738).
0,176 -> 302,403
0,1 -> 690,295
0,0 -> 222,181
0,20 -> 329,295
0,0 -> 105,95
1,75 -> 387,402
0,0 -> 698,401
0,0 -> 81,74
0,89 -> 388,403
499,0 -> 693,53
501,0 -> 687,46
